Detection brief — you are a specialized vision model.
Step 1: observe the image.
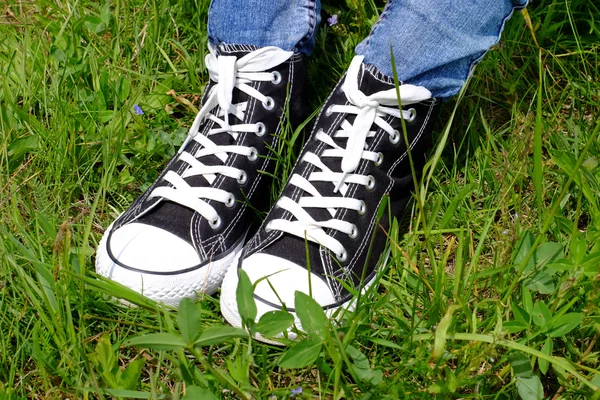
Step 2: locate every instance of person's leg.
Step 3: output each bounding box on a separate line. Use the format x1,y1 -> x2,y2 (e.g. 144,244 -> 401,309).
221,1 -> 529,341
208,0 -> 320,55
95,1 -> 319,305
356,0 -> 529,98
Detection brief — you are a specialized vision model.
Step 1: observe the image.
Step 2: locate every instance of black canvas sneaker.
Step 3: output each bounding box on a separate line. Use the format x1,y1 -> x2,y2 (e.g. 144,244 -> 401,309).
96,44 -> 308,306
220,55 -> 440,339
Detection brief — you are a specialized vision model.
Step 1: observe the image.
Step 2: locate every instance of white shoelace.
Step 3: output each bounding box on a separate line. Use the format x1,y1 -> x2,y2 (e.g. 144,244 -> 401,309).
148,46 -> 293,228
266,56 -> 432,262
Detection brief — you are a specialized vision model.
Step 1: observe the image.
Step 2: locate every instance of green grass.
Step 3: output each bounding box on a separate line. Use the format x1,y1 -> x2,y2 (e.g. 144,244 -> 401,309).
1,0 -> 599,398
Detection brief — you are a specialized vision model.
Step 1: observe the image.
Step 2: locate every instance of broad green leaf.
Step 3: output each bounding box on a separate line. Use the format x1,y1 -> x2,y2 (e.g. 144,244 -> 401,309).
236,269 -> 257,325
346,344 -> 369,369
533,242 -> 563,269
551,363 -> 569,381
100,1 -> 111,26
515,375 -> 544,400
432,305 -> 459,362
504,320 -> 529,334
93,334 -> 117,376
255,310 -> 294,337
513,231 -> 535,273
50,47 -> 66,62
182,386 -> 219,400
445,366 -> 458,393
509,352 -> 533,379
178,298 -> 203,345
532,302 -> 552,328
539,337 -> 552,375
117,77 -> 132,103
124,333 -> 186,351
346,345 -> 382,385
547,313 -> 584,338
227,353 -> 250,386
570,232 -> 587,264
82,15 -> 106,34
178,358 -> 196,386
294,291 -> 328,340
352,363 -> 383,386
278,338 -> 322,369
514,235 -> 561,281
120,359 -> 145,390
428,367 -> 457,394
522,242 -> 562,294
194,325 -> 248,347
525,270 -> 555,294
7,135 -> 38,161
428,382 -> 444,394
581,251 -> 600,276
511,303 -> 530,324
546,258 -> 575,274
582,155 -> 599,171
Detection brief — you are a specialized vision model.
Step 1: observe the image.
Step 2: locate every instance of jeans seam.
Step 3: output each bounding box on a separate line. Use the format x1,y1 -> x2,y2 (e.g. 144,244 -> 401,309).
295,0 -> 317,53
207,0 -> 217,46
361,0 -> 396,54
461,1 -> 529,95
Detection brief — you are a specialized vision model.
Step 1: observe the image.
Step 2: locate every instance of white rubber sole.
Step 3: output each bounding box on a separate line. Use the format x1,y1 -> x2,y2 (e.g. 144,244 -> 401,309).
219,260 -> 380,345
96,223 -> 244,307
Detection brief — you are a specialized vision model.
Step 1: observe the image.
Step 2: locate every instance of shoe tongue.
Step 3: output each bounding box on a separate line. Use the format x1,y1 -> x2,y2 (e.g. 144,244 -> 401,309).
324,63 -> 397,158
137,46 -> 258,241
356,63 -> 396,96
329,63 -> 395,144
217,43 -> 258,59
301,64 -> 398,224
181,44 -> 257,179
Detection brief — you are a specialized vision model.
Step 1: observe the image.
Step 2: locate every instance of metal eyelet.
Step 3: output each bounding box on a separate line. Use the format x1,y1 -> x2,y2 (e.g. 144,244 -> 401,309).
406,107 -> 417,123
336,250 -> 348,263
325,105 -> 334,116
349,225 -> 358,239
390,130 -> 401,145
271,71 -> 282,85
262,97 -> 275,111
225,194 -> 235,208
256,122 -> 266,137
209,216 -> 222,229
366,175 -> 375,191
375,152 -> 384,167
247,147 -> 258,161
237,171 -> 248,185
358,200 -> 366,215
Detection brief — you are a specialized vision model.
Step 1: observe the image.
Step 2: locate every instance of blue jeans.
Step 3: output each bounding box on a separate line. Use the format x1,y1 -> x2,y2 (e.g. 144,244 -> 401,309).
208,0 -> 528,99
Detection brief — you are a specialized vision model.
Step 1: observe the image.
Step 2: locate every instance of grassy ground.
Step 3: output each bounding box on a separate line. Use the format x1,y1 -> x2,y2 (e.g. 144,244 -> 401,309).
1,0 -> 599,398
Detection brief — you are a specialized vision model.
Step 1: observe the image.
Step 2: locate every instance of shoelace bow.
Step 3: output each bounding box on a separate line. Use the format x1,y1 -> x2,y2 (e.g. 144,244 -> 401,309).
149,46 -> 293,228
266,56 -> 432,262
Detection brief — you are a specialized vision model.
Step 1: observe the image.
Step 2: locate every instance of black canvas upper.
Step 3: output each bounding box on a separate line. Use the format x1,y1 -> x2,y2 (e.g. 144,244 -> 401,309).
107,45 -> 308,273
242,62 -> 440,305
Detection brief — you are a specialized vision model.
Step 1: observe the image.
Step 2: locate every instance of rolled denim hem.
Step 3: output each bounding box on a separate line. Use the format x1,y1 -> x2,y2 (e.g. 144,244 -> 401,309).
207,0 -> 320,55
356,0 -> 530,99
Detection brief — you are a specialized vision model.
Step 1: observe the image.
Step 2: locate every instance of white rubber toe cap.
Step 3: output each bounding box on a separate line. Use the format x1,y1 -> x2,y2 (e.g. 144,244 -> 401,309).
108,222 -> 201,273
242,253 -> 336,309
